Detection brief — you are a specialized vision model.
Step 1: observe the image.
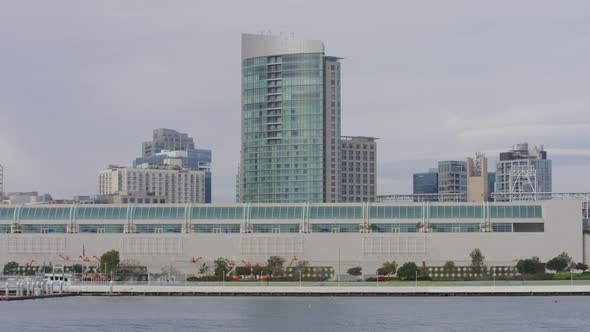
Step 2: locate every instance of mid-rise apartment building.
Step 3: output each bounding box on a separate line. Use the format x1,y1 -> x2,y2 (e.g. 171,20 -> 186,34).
438,160 -> 467,201
340,136 -> 377,202
98,164 -> 206,204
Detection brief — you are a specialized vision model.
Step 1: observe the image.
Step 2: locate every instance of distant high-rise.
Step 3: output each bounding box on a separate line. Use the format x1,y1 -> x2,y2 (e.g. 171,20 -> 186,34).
413,170 -> 438,202
487,172 -> 496,201
134,149 -> 212,203
142,128 -> 195,157
467,153 -> 488,203
340,136 -> 377,202
495,143 -> 552,200
98,164 -> 206,204
240,33 -> 341,203
438,160 -> 467,201
413,171 -> 438,194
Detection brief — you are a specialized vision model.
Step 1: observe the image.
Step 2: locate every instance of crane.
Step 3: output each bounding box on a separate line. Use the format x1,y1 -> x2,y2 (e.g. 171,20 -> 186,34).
79,256 -> 91,263
24,260 -> 38,267
190,256 -> 203,264
287,256 -> 299,268
59,255 -> 70,261
241,260 -> 252,267
92,256 -> 101,262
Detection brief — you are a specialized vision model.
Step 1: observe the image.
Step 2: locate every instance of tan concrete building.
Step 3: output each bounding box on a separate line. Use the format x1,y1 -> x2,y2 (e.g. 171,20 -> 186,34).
467,153 -> 489,203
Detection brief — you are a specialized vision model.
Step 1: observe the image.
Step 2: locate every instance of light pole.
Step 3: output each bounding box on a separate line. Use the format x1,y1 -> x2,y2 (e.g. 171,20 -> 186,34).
376,269 -> 379,287
338,248 -> 341,287
493,269 -> 496,287
415,270 -> 418,287
299,270 -> 302,288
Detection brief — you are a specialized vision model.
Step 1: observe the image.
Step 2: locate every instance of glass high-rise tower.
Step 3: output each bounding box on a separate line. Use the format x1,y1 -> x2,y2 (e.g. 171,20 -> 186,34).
240,34 -> 341,203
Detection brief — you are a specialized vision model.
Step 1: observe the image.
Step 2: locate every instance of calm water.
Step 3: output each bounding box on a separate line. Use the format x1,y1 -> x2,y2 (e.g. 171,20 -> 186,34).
1,296 -> 589,331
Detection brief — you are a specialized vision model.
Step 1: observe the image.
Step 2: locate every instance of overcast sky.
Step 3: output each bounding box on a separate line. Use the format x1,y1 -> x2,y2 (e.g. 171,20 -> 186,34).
1,0 -> 589,202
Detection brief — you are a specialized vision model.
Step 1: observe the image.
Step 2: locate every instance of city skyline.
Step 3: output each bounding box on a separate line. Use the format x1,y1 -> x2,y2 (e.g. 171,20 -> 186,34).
1,1 -> 590,202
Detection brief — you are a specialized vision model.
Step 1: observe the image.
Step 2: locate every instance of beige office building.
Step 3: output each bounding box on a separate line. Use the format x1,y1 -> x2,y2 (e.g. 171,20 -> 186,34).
467,153 -> 489,203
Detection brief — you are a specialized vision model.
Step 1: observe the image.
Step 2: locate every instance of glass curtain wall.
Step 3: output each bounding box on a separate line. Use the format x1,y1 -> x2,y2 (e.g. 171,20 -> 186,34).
242,53 -> 325,203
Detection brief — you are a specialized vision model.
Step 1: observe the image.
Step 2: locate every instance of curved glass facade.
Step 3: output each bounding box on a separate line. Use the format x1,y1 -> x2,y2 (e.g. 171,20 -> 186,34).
242,53 -> 325,203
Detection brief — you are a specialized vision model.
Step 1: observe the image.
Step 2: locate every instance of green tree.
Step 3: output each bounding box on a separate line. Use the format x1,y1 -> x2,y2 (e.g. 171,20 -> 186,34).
198,262 -> 210,275
382,262 -> 398,276
397,262 -> 419,280
347,266 -> 362,277
546,252 -> 572,272
71,264 -> 84,274
267,256 -> 286,276
3,261 -> 19,275
100,250 -> 120,275
443,261 -> 456,274
469,249 -> 486,274
369,224 -> 379,232
213,257 -> 229,277
516,257 -> 545,275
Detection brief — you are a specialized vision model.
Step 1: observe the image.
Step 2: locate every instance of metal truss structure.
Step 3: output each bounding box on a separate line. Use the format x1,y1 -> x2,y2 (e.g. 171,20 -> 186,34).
492,192 -> 590,202
508,165 -> 537,193
376,193 -> 467,203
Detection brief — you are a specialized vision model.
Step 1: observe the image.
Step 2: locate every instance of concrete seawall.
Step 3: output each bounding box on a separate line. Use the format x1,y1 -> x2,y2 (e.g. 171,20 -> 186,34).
65,285 -> 590,296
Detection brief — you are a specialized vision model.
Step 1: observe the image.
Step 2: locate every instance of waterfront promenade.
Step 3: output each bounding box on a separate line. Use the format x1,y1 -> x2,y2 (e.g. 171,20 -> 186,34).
64,282 -> 590,296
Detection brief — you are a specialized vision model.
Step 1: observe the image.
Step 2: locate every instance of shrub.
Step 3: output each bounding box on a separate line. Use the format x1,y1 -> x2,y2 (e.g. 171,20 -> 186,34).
546,252 -> 572,272
516,257 -> 545,275
213,257 -> 229,277
397,262 -> 419,280
575,262 -> 588,272
235,266 -> 252,276
443,261 -> 456,273
347,266 -> 362,277
3,261 -> 19,275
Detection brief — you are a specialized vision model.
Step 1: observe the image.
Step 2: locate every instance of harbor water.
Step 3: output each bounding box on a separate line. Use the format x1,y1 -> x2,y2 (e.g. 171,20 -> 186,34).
1,296 -> 590,331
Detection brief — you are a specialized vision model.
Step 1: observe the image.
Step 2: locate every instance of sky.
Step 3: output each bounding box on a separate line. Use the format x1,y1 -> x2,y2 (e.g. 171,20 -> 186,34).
0,0 -> 589,202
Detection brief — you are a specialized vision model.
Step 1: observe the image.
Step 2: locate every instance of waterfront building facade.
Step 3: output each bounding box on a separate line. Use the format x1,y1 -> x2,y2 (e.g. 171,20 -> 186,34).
340,136 -> 377,202
495,143 -> 552,201
240,33 -> 341,203
142,128 -> 195,157
98,164 -> 206,204
0,200 -> 586,274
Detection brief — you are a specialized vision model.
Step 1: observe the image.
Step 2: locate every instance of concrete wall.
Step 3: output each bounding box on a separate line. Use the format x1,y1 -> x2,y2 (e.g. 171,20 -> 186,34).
0,200 -> 583,274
